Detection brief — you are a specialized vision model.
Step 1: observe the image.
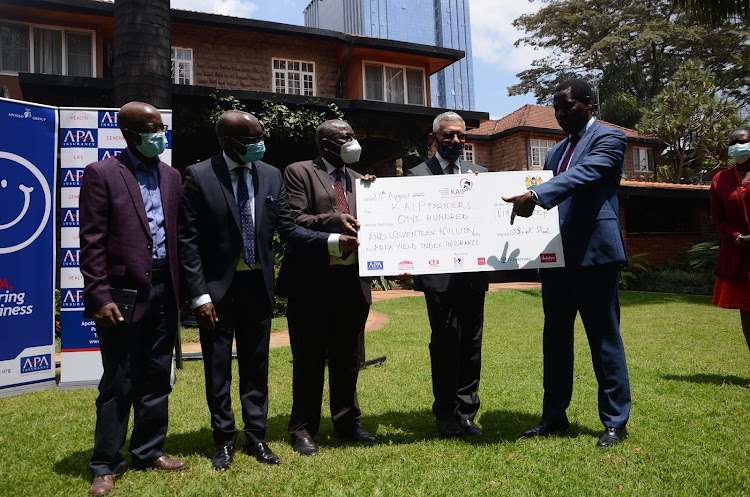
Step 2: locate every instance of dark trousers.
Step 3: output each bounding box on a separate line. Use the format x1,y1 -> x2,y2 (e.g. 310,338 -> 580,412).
424,275 -> 485,427
540,264 -> 631,428
200,270 -> 272,447
287,267 -> 369,440
90,276 -> 176,476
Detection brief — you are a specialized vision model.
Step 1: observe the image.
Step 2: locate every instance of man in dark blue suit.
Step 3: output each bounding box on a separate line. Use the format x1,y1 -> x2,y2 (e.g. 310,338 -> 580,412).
503,79 -> 631,447
178,111 -> 358,470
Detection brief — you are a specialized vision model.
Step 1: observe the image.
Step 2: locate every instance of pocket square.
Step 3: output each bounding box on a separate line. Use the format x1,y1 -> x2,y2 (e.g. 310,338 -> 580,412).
265,195 -> 276,202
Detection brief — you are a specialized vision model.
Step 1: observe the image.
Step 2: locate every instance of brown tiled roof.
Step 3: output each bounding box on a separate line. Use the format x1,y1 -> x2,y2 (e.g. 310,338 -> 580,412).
620,180 -> 709,191
469,104 -> 652,140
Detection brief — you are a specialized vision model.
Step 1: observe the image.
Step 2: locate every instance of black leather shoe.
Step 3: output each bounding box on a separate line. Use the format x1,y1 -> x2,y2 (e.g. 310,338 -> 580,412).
521,417 -> 570,438
244,441 -> 281,465
437,418 -> 463,439
212,444 -> 234,471
292,437 -> 319,456
459,419 -> 484,437
337,427 -> 376,442
596,427 -> 625,447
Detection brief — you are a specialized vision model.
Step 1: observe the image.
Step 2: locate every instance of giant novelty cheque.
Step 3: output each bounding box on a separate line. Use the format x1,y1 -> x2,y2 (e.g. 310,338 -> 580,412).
356,170 -> 565,277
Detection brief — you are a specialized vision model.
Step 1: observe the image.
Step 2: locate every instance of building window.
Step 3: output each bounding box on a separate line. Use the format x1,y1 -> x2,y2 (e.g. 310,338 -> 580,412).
530,139 -> 557,169
171,47 -> 193,84
463,143 -> 474,163
0,22 -> 93,76
364,62 -> 425,105
633,147 -> 655,173
273,59 -> 315,96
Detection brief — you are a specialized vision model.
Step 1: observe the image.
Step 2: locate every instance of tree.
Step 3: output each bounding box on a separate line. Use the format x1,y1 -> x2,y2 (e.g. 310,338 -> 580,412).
636,60 -> 741,184
673,0 -> 750,26
510,0 -> 750,124
113,0 -> 171,108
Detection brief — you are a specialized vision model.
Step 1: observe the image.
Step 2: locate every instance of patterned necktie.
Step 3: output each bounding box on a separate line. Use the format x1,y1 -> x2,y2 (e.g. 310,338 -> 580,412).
449,162 -> 459,174
558,134 -> 581,174
237,167 -> 255,267
334,169 -> 352,259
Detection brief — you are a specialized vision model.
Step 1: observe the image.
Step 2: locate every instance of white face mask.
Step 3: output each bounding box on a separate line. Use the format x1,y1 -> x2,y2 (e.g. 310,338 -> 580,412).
327,139 -> 362,164
728,143 -> 750,165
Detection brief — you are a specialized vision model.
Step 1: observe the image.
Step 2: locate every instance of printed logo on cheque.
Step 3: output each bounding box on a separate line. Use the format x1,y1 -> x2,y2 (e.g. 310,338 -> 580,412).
367,261 -> 383,270
540,253 -> 557,263
398,261 -> 414,271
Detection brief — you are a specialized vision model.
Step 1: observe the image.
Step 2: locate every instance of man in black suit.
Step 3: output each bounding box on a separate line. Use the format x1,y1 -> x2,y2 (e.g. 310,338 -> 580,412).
406,111 -> 489,439
178,111 -> 358,470
276,119 -> 375,456
80,101 -> 186,497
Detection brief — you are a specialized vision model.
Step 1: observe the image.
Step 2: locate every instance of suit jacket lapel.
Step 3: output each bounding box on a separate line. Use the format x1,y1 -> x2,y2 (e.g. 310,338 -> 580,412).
426,156 -> 444,176
252,162 -> 264,236
157,161 -> 172,226
345,168 -> 356,215
117,152 -> 150,237
568,120 -> 599,170
313,157 -> 336,209
212,155 -> 241,230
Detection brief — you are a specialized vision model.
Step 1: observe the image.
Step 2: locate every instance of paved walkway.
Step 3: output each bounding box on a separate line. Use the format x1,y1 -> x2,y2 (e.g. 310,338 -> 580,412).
179,282 -> 541,355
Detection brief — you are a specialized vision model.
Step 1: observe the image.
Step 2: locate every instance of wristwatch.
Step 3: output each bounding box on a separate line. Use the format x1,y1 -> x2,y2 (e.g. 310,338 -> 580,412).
530,189 -> 542,206
735,234 -> 743,245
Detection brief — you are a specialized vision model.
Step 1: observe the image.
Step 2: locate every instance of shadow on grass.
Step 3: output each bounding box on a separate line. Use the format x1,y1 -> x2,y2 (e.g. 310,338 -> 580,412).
53,427 -> 216,479
662,373 -> 748,387
620,291 -> 714,308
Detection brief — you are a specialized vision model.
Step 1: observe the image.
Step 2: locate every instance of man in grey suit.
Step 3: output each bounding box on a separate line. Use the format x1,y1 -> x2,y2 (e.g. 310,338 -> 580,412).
406,112 -> 490,439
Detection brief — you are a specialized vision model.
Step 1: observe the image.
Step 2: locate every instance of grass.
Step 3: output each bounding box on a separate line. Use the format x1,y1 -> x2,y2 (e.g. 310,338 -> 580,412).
3,290 -> 749,496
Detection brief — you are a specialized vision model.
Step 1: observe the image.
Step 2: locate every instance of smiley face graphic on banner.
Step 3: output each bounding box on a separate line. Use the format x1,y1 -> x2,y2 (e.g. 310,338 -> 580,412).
0,151 -> 52,254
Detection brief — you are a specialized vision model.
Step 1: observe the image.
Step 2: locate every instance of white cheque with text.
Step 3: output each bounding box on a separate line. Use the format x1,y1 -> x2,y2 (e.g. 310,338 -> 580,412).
356,170 -> 565,276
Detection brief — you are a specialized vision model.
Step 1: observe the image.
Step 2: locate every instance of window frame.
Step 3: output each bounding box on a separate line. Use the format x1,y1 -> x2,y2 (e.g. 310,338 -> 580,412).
0,21 -> 95,77
529,138 -> 557,170
633,146 -> 655,173
462,143 -> 474,163
170,46 -> 194,85
362,60 -> 426,106
271,58 -> 316,97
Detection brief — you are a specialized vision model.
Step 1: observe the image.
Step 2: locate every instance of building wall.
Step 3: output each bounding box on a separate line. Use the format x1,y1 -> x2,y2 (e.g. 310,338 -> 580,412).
172,25 -> 340,97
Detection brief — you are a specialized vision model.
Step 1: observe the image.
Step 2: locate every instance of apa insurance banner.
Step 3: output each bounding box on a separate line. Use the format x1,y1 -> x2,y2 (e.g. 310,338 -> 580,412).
58,108 -> 172,390
0,98 -> 57,397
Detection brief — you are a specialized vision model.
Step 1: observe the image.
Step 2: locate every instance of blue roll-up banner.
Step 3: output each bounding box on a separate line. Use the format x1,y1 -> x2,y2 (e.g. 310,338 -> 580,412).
58,108 -> 173,390
0,98 -> 58,398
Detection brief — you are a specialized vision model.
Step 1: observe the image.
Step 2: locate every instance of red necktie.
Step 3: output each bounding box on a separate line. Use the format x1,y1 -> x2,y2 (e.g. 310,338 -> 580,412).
558,134 -> 581,174
334,169 -> 352,259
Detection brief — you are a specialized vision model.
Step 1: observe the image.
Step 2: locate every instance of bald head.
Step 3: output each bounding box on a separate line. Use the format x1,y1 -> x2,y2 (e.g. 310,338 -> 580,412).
216,110 -> 264,164
118,101 -> 161,132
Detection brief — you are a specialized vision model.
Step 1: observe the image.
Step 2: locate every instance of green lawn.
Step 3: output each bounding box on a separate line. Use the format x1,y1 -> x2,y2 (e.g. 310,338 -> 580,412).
2,290 -> 749,496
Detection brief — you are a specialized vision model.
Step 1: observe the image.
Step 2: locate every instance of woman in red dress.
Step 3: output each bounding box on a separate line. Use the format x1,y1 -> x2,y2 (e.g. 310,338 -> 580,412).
710,126 -> 750,388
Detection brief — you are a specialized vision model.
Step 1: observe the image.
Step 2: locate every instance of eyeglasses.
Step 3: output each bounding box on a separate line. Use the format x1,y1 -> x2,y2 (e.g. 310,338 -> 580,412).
232,131 -> 269,145
440,132 -> 466,141
128,124 -> 169,134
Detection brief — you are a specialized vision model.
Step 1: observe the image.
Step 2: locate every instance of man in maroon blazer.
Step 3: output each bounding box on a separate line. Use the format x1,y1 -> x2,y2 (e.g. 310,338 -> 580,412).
80,101 -> 186,497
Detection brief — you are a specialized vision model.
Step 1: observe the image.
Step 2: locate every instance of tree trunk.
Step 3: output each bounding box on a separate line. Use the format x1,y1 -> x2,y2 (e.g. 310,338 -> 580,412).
113,0 -> 171,108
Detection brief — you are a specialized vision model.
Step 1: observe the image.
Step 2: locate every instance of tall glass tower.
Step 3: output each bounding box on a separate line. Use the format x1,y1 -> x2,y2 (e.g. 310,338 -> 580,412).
304,0 -> 475,111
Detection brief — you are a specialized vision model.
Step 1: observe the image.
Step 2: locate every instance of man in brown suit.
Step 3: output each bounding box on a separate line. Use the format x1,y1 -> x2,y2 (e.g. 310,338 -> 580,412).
276,119 -> 375,456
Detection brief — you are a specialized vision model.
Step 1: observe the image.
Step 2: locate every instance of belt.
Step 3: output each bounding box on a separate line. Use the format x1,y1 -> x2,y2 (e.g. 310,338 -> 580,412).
151,267 -> 168,281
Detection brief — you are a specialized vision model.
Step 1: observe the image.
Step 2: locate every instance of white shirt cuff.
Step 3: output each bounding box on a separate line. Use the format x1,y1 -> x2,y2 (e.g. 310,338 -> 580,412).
327,233 -> 341,257
191,294 -> 212,309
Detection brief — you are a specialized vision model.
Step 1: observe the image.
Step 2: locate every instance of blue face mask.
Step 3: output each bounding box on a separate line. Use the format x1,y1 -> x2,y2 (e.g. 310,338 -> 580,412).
436,139 -> 464,161
728,143 -> 750,165
136,132 -> 167,158
235,141 -> 266,164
